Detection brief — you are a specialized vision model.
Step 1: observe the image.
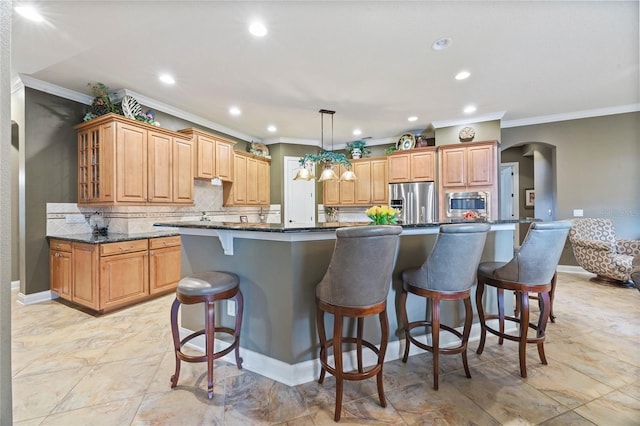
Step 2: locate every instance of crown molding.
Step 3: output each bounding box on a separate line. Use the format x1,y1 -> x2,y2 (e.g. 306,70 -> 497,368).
260,136 -> 320,147
115,89 -> 259,142
501,103 -> 640,128
431,111 -> 506,129
18,74 -> 93,104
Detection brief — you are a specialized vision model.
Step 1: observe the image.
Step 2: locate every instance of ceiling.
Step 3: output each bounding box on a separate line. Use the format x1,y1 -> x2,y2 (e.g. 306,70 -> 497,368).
10,1 -> 640,146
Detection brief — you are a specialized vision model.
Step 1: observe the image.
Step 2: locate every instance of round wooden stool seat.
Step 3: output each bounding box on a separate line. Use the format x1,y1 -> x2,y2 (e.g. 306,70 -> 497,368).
170,271 -> 243,399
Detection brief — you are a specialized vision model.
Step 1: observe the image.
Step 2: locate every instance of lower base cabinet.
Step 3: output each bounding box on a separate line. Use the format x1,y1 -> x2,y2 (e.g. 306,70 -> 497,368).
50,236 -> 181,312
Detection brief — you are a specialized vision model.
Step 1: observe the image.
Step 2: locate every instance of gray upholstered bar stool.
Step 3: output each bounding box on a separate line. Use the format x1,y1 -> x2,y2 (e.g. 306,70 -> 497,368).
316,225 -> 402,422
400,223 -> 490,390
170,271 -> 243,399
476,221 -> 570,378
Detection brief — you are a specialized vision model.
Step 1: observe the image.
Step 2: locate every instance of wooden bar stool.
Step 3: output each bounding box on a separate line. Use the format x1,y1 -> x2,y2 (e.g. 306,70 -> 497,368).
400,223 -> 490,390
316,225 -> 402,422
170,271 -> 243,399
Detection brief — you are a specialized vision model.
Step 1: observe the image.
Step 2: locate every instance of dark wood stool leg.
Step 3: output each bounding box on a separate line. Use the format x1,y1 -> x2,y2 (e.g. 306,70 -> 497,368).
400,288 -> 410,363
357,317 -> 364,373
476,281 -> 487,355
537,291 -> 550,365
333,313 -> 344,422
233,290 -> 244,369
518,291 -> 530,378
432,298 -> 441,390
377,309 -> 388,408
462,297 -> 473,379
205,299 -> 215,399
170,297 -> 181,388
317,307 -> 327,384
549,273 -> 557,323
497,288 -> 505,345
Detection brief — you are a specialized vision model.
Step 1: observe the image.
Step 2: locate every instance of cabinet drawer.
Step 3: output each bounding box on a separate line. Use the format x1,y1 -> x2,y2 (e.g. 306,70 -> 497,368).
149,235 -> 181,250
50,239 -> 72,252
100,239 -> 148,256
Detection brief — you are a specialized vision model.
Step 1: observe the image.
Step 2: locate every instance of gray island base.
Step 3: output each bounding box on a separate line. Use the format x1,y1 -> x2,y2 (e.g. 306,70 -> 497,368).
156,221 -> 518,386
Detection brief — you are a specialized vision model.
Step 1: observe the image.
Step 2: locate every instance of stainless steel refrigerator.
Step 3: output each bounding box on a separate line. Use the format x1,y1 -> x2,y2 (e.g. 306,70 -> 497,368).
389,182 -> 436,224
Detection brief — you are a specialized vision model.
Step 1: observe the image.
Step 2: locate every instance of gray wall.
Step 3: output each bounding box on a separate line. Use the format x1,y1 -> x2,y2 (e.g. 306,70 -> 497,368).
501,112 -> 640,264
435,120 -> 501,145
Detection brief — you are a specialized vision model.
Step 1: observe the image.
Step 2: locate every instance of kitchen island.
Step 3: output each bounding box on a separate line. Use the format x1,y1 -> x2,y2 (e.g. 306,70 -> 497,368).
155,220 -> 526,386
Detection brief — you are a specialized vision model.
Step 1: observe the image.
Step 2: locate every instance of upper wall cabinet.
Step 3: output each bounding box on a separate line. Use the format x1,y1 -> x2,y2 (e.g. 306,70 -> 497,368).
178,128 -> 236,182
387,147 -> 436,183
76,114 -> 194,206
222,151 -> 271,206
323,157 -> 388,206
439,140 -> 497,188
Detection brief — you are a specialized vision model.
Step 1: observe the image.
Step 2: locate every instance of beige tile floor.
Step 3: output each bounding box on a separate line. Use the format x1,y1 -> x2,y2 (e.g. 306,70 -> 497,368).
11,271 -> 640,425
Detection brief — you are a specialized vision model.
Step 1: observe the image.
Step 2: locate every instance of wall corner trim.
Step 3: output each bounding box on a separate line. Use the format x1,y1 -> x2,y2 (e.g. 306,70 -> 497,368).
16,290 -> 56,306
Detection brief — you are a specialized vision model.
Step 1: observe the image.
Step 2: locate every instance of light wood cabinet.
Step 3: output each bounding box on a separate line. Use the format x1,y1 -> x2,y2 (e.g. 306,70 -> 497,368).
388,148 -> 436,183
179,128 -> 235,182
49,239 -> 72,300
323,157 -> 388,206
50,235 -> 181,312
439,140 -> 497,188
223,152 -> 271,206
76,114 -> 195,206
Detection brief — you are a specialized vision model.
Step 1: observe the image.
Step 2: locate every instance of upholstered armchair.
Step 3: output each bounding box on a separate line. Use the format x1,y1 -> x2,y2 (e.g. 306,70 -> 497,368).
569,218 -> 640,284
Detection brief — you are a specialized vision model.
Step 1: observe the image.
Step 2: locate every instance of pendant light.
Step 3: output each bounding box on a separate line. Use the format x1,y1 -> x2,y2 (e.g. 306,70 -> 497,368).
317,109 -> 339,182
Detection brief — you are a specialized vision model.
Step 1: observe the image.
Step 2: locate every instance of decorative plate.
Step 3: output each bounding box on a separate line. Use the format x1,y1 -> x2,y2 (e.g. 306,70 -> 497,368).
250,142 -> 270,157
459,126 -> 476,142
397,133 -> 416,150
121,95 -> 142,119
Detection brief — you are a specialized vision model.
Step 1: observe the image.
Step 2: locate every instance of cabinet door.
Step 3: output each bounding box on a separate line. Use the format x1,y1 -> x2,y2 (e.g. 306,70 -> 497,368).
467,144 -> 494,186
78,122 -> 115,204
147,131 -> 173,203
388,154 -> 411,183
246,157 -> 259,204
116,123 -> 147,203
72,243 -> 100,310
354,161 -> 372,204
173,137 -> 194,204
323,176 -> 340,206
50,250 -> 72,299
216,140 -> 234,181
257,160 -> 270,205
149,245 -> 181,295
440,147 -> 466,187
233,155 -> 247,204
339,166 -> 356,204
370,159 -> 388,204
100,250 -> 149,310
411,151 -> 436,181
196,135 -> 215,179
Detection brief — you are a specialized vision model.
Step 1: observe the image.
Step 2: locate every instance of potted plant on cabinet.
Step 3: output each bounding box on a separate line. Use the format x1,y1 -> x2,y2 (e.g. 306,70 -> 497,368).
345,140 -> 371,159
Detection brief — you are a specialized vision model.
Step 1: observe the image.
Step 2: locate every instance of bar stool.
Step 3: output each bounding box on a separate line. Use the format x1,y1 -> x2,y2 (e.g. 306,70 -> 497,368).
170,271 -> 243,399
400,223 -> 490,390
316,225 -> 402,422
476,221 -> 570,378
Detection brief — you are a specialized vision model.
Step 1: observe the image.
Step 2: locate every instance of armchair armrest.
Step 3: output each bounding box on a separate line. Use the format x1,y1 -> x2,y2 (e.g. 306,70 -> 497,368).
616,239 -> 640,256
572,239 -> 615,252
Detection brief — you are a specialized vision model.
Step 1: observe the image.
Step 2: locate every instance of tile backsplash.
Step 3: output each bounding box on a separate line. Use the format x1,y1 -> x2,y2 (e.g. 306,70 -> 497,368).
47,180 -> 281,235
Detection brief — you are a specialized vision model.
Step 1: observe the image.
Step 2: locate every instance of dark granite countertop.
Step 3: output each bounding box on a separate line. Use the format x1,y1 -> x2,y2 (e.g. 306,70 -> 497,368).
46,230 -> 180,244
153,219 -> 537,234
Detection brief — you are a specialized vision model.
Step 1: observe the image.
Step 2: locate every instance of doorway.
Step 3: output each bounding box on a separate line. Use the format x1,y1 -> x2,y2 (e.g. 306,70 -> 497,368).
500,162 -> 520,245
283,156 -> 316,227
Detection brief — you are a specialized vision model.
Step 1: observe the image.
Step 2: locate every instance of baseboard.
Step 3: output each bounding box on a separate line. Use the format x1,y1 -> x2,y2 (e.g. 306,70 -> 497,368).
557,264 -> 589,274
11,280 -> 20,290
17,290 -> 57,305
179,319 -> 514,387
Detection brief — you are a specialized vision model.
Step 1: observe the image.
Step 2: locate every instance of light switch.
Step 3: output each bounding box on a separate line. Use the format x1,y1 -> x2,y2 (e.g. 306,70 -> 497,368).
227,299 -> 236,317
573,209 -> 584,217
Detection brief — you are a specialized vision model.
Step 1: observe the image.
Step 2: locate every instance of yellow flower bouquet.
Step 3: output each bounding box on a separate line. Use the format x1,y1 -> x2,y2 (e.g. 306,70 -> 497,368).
365,205 -> 399,225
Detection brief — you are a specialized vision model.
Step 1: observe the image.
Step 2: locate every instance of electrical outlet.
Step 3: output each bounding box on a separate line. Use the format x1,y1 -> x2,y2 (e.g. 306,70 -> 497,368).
65,214 -> 86,224
573,209 -> 584,217
227,299 -> 236,317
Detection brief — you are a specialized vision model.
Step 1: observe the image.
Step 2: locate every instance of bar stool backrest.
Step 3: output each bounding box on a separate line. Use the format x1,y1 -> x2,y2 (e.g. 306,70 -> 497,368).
316,225 -> 402,307
494,221 -> 571,285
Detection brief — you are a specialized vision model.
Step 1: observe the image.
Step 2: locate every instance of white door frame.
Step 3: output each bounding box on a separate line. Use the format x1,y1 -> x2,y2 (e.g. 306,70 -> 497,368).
500,162 -> 520,245
283,156 -> 316,227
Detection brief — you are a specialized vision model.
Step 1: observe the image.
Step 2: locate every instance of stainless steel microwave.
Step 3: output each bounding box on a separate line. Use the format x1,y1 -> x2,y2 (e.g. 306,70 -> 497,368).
445,191 -> 489,218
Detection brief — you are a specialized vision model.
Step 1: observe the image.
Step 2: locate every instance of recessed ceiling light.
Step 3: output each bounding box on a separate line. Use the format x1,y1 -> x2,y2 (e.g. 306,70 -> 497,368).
353,129 -> 362,136
249,22 -> 267,37
408,116 -> 418,122
455,71 -> 471,80
464,105 -> 477,114
432,37 -> 452,51
159,74 -> 175,85
229,107 -> 241,116
267,125 -> 277,132
15,5 -> 44,22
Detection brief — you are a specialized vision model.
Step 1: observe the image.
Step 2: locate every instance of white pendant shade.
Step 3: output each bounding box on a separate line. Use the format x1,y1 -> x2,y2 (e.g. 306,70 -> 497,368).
293,167 -> 315,181
340,169 -> 357,181
318,166 -> 339,182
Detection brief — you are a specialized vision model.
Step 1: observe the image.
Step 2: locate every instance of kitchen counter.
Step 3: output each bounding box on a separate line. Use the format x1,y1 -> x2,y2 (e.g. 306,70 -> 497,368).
162,219 -> 523,386
46,230 -> 180,244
